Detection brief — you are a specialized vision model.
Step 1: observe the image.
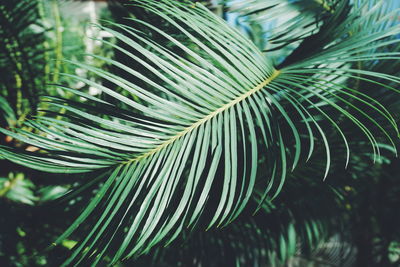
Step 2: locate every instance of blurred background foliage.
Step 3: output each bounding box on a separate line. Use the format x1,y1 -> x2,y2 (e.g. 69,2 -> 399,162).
0,0 -> 399,266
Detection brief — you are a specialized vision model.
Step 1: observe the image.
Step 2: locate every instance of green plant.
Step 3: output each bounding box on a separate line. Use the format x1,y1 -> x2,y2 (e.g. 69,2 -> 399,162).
0,0 -> 399,266
0,0 -> 48,123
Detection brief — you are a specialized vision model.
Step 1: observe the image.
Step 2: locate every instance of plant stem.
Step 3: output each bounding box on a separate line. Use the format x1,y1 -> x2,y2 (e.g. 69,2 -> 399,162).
52,0 -> 62,84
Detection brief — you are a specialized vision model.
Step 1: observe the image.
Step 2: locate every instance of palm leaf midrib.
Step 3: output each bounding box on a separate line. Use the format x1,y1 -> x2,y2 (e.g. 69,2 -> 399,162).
125,69 -> 281,164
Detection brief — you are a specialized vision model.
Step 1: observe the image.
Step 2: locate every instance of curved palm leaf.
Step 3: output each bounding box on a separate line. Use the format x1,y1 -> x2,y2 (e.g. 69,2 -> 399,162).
0,0 -> 399,265
126,171 -> 352,267
225,0 -> 335,52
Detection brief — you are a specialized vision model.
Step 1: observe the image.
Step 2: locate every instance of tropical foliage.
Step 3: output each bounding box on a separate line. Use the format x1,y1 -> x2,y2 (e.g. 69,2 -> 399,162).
0,0 -> 399,266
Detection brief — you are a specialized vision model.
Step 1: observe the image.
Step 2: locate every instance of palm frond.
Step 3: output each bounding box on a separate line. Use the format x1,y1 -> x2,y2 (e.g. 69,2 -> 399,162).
225,0 -> 335,54
0,0 -> 48,118
0,0 -> 399,265
128,176 -> 351,267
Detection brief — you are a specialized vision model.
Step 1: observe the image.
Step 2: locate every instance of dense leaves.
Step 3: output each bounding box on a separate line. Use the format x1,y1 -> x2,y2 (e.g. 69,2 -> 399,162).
0,0 -> 399,266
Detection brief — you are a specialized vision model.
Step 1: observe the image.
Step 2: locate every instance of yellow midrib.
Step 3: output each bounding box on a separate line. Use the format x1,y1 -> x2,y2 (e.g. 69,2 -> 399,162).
128,69 -> 281,163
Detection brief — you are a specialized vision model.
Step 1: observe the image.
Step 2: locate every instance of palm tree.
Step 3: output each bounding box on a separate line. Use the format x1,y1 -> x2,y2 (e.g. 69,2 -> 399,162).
0,0 -> 399,266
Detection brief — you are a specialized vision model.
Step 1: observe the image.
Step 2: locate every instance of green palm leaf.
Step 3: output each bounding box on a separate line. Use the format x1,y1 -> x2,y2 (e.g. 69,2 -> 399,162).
226,0 -> 334,52
0,0 -> 399,265
0,95 -> 16,127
